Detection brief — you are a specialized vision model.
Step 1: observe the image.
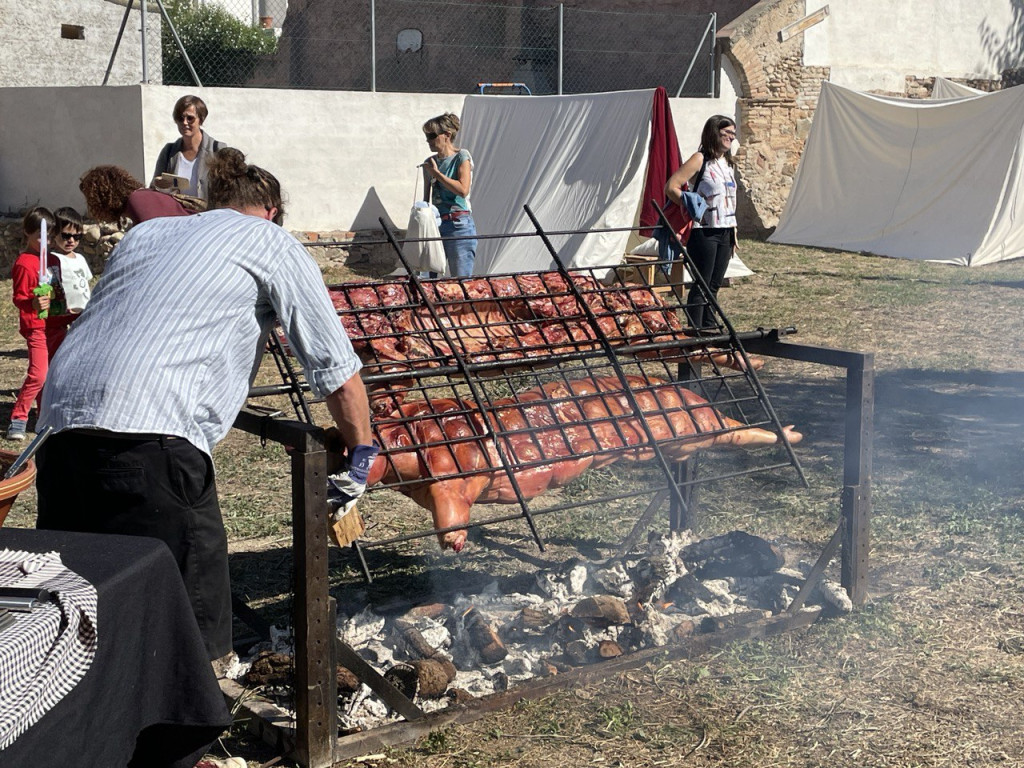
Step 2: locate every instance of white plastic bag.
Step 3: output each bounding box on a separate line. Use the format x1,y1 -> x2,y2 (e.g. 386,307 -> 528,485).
402,202 -> 447,275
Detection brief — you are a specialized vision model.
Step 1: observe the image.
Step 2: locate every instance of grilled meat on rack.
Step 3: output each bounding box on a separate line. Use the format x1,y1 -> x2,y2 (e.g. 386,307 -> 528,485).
366,374 -> 800,552
327,274 -> 762,393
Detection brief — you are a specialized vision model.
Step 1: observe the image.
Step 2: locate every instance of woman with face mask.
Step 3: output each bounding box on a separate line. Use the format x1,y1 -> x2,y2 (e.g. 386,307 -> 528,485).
665,115 -> 739,331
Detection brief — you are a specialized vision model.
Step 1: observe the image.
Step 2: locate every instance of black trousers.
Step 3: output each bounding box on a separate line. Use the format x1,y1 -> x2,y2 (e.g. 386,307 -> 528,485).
685,227 -> 734,330
36,431 -> 231,660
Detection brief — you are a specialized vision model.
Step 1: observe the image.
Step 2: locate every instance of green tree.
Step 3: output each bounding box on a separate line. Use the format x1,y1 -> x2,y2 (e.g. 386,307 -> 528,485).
162,0 -> 277,86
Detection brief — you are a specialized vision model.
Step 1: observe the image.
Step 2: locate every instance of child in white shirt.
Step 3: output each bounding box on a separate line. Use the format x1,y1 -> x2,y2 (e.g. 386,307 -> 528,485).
50,207 -> 94,322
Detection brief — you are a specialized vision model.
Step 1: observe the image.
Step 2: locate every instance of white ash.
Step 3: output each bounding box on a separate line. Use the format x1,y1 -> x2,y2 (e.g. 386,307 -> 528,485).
818,580 -> 854,613
340,606 -> 386,646
590,560 -> 634,599
632,604 -> 676,648
232,530 -> 855,732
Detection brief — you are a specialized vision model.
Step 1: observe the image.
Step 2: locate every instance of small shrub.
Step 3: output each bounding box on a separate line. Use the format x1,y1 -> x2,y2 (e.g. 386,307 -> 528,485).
162,0 -> 277,86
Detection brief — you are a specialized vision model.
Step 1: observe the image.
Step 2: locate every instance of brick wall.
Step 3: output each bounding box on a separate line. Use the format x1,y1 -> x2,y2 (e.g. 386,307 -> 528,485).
718,0 -> 829,235
253,0 -> 760,92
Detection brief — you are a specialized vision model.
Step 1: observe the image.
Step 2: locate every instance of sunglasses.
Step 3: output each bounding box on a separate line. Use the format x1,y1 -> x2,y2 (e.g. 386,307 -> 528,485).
425,131 -> 442,140
176,114 -> 198,124
59,232 -> 82,242
720,130 -> 737,138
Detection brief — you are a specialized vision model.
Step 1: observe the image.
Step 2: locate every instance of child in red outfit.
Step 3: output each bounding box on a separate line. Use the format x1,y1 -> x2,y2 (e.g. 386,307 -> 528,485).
8,207 -> 62,441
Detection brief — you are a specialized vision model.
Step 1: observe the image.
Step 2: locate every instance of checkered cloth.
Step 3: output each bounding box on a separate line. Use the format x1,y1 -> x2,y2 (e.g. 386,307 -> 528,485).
0,549 -> 98,749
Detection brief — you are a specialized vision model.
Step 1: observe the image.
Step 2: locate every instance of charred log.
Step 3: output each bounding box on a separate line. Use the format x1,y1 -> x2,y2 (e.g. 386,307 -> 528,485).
570,595 -> 632,626
244,650 -> 360,694
383,658 -> 454,700
597,640 -> 624,659
463,608 -> 508,665
564,639 -> 593,666
681,531 -> 785,579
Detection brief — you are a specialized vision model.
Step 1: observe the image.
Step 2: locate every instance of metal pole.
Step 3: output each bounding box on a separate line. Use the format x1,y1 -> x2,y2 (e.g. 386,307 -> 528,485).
709,12 -> 717,98
557,3 -> 563,95
370,0 -> 377,92
140,0 -> 149,83
102,0 -> 135,86
153,0 -> 203,86
676,14 -> 715,98
252,0 -> 259,27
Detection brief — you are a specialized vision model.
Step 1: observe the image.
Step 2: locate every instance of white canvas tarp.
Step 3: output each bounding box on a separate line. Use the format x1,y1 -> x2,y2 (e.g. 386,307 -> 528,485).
458,90 -> 655,274
930,77 -> 985,99
770,81 -> 1024,266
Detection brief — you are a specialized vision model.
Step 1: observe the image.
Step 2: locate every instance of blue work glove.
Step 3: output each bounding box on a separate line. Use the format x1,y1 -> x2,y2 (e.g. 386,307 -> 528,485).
326,442 -> 380,515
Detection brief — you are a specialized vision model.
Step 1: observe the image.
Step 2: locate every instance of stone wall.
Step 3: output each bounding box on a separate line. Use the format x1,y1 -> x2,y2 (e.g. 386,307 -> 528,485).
0,219 -> 399,280
904,76 -> 1002,99
0,0 -> 162,87
253,0 -> 759,92
718,0 -> 828,235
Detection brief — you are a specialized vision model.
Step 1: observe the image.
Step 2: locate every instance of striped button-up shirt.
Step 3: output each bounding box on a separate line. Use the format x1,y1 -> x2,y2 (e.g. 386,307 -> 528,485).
39,208 -> 361,456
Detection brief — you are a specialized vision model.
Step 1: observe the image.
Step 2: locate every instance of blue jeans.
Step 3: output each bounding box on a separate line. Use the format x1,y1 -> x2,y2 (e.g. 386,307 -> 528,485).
440,214 -> 478,276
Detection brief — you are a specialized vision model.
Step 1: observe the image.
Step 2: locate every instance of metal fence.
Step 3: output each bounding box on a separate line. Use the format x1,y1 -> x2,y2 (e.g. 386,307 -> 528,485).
160,0 -> 716,96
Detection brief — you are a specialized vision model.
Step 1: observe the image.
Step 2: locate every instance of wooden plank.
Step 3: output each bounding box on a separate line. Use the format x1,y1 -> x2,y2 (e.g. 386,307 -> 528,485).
292,444 -> 337,768
842,357 -> 874,606
778,5 -> 830,43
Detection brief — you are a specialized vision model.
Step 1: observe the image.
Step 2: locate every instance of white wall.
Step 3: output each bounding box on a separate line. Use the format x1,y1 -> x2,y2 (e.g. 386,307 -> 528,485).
1,80 -> 738,232
804,0 -> 1024,92
0,0 -> 162,87
0,86 -> 145,215
139,86 -> 466,230
670,57 -> 741,153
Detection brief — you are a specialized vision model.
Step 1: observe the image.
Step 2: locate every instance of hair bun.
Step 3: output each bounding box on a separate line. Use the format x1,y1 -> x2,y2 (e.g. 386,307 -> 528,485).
209,147 -> 249,181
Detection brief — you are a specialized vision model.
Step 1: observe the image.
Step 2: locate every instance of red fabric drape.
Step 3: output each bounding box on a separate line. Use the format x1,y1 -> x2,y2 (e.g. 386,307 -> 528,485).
639,86 -> 686,236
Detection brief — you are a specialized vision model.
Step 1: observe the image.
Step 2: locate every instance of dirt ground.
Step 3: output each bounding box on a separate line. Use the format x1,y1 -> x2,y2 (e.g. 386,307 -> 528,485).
3,239 -> 1024,768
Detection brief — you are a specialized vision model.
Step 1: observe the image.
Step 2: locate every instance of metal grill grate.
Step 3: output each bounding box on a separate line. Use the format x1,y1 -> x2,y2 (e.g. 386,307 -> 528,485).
257,209 -> 806,572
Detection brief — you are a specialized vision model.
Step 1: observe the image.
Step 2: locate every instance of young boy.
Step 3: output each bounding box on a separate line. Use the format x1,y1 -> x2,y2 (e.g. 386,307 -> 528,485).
9,207 -> 57,440
48,207 -> 94,337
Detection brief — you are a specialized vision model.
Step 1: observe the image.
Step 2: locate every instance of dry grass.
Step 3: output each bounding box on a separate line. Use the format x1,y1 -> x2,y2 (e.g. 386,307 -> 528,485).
4,239 -> 1024,767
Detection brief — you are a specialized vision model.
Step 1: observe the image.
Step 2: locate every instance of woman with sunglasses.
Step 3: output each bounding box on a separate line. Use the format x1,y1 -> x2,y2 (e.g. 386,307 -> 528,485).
421,112 -> 477,276
152,95 -> 227,201
665,114 -> 740,331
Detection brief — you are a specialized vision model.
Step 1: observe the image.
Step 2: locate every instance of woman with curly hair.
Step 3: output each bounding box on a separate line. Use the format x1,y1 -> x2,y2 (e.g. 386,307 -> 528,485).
79,165 -> 192,225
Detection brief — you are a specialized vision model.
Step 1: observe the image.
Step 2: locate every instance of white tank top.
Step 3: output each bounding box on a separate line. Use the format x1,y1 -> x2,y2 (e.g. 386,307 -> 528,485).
694,156 -> 737,229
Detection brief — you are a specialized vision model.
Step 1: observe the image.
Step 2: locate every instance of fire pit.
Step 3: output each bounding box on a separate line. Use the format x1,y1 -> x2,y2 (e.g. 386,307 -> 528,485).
230,210 -> 873,767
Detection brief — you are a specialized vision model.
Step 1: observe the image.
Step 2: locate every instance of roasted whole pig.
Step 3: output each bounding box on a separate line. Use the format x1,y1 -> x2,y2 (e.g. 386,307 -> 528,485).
367,375 -> 801,552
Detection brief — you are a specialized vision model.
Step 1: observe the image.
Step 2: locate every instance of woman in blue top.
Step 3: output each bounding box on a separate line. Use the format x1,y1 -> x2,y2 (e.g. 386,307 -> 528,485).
422,113 -> 477,276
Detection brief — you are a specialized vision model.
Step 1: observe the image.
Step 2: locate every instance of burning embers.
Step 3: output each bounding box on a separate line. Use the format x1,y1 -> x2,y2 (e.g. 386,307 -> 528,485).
235,530 -> 850,733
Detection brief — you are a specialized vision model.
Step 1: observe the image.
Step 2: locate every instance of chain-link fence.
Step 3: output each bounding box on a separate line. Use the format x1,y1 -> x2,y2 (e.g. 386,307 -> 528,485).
161,0 -> 717,96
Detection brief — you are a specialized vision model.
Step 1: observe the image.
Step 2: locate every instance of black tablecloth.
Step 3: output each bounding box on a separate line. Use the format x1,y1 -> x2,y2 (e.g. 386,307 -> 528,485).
0,528 -> 232,768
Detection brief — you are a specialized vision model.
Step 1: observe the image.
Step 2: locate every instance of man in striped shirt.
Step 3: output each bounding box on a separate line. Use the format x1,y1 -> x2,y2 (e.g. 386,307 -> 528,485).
34,150 -> 375,662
